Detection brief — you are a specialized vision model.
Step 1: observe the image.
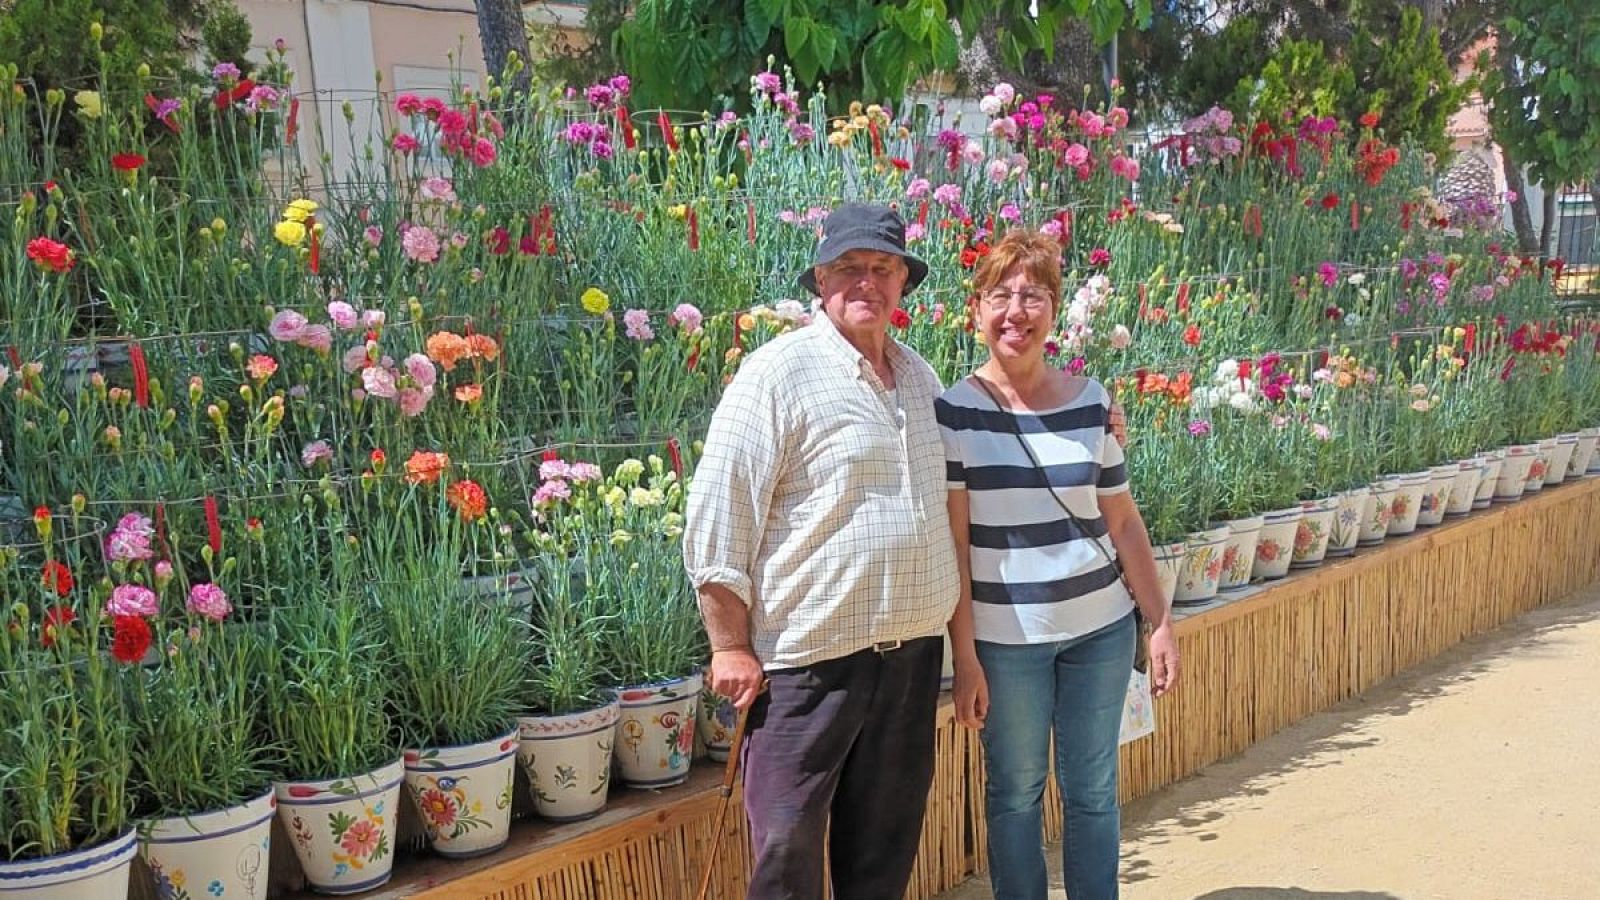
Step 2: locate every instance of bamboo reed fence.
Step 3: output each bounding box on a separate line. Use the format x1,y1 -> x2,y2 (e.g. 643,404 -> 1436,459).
282,476 -> 1600,900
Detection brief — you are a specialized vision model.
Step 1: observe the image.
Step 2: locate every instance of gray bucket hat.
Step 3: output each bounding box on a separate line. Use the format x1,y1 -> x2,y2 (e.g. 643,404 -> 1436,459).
796,203 -> 929,296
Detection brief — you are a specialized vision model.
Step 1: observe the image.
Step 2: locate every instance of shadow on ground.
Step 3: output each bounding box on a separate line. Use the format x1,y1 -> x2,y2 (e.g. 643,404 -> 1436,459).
1190,883 -> 1401,890
1119,585 -> 1600,873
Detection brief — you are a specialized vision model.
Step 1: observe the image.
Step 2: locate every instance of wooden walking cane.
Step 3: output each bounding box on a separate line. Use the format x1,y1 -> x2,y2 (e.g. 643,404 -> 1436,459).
695,680 -> 767,900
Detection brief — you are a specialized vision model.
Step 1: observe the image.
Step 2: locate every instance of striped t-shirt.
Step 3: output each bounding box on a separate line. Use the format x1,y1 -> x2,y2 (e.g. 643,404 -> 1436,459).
935,376 -> 1134,645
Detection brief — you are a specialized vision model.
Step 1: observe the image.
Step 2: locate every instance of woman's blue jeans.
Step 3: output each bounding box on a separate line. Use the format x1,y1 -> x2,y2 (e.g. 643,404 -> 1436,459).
975,612 -> 1136,900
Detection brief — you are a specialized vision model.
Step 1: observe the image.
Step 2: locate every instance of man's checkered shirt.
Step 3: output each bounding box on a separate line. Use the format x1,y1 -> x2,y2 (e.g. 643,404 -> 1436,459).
683,314 -> 960,670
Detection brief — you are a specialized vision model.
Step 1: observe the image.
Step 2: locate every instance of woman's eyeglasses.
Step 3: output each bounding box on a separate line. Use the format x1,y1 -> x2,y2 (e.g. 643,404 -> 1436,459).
978,288 -> 1054,312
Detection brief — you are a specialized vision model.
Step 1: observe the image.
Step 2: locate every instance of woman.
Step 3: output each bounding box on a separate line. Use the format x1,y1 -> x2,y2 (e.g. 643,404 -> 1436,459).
937,228 -> 1179,900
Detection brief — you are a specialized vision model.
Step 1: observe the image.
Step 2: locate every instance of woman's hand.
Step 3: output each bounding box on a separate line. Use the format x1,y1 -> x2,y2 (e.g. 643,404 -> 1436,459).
952,660 -> 990,730
1147,622 -> 1180,697
1109,401 -> 1128,447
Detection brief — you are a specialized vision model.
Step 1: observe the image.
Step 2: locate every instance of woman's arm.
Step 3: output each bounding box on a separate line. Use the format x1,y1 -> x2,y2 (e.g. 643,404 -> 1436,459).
1100,491 -> 1180,696
946,488 -> 989,729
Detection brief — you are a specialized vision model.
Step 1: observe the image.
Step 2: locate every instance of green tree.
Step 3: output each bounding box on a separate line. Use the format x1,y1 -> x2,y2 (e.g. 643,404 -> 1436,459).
1484,0 -> 1600,256
615,0 -> 1153,113
1340,5 -> 1474,159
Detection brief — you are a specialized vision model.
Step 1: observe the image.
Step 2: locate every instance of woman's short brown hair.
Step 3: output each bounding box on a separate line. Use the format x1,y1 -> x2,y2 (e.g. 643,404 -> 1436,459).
971,229 -> 1064,310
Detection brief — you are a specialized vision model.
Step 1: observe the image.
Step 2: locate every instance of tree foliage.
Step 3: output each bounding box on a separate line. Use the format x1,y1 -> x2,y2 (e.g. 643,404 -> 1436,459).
614,0 -> 1152,112
1484,0 -> 1600,188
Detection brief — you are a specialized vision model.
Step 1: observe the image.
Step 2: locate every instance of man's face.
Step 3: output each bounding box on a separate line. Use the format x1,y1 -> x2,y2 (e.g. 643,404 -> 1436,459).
814,250 -> 909,336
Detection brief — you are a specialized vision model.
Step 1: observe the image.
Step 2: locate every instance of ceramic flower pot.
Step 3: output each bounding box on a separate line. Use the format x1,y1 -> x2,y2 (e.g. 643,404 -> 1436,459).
140,790 -> 275,900
274,759 -> 404,895
1473,449 -> 1506,509
1151,540 -> 1187,606
1385,471 -> 1433,536
403,729 -> 519,859
517,698 -> 619,822
614,673 -> 701,789
1174,525 -> 1229,607
1358,479 -> 1400,546
1494,444 -> 1539,501
1414,464 -> 1458,527
1325,488 -> 1369,558
697,671 -> 739,762
1568,427 -> 1598,478
0,829 -> 138,900
1251,506 -> 1303,580
1290,496 -> 1340,569
1524,438 -> 1558,492
1445,458 -> 1484,517
1544,434 -> 1579,486
1215,515 -> 1264,592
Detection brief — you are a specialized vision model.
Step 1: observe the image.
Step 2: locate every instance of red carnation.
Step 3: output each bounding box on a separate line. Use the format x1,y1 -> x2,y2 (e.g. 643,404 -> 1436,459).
890,308 -> 912,329
1320,193 -> 1340,210
111,153 -> 146,172
111,614 -> 153,664
25,237 -> 75,274
41,560 -> 74,598
41,605 -> 77,648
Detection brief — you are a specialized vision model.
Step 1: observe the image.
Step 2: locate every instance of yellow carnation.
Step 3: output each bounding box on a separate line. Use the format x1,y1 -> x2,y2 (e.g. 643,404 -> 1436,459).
580,287 -> 611,316
74,90 -> 103,119
273,220 -> 307,247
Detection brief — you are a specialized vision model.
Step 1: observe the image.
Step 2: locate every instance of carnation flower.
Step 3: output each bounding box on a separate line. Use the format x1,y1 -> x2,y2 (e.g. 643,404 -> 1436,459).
107,583 -> 159,618
187,583 -> 232,622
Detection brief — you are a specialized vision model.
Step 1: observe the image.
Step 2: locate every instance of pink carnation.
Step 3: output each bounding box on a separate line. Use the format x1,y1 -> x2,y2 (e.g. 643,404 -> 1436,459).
539,459 -> 572,481
402,225 -> 441,264
187,583 -> 232,622
296,324 -> 333,353
107,583 -> 159,618
343,343 -> 373,374
269,310 -> 308,343
328,301 -> 359,330
302,440 -> 333,467
670,303 -> 704,334
420,176 -> 456,203
623,309 -> 655,341
471,137 -> 497,168
397,386 -> 433,417
532,479 -> 572,505
392,133 -> 420,154
362,365 -> 398,399
403,353 -> 437,388
569,462 -> 603,482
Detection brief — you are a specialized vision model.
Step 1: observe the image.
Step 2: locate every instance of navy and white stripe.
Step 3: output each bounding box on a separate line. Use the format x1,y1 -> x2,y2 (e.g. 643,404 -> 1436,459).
937,377 -> 1134,645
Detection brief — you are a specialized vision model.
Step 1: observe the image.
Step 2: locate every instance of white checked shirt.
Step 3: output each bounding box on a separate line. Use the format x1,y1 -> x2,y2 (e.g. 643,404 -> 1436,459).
683,314 -> 960,670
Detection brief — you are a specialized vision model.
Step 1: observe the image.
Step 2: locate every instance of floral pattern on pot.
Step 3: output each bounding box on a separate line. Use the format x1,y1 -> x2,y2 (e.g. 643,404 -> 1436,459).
141,790 -> 274,900
1358,482 -> 1398,545
1326,490 -> 1368,557
402,732 -> 518,858
1174,527 -> 1228,606
697,680 -> 738,762
517,701 -> 619,822
274,759 -> 403,894
615,673 -> 701,788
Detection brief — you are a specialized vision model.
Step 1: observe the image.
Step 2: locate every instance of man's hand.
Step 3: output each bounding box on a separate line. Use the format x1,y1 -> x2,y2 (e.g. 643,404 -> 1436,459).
710,647 -> 765,709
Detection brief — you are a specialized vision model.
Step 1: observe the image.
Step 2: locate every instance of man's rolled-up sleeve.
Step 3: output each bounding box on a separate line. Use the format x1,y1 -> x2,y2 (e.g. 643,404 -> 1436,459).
682,360 -> 786,608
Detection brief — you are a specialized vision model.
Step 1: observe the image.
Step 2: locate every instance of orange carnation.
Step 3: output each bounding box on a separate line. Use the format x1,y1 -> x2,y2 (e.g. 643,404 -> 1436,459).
404,450 -> 449,485
466,334 -> 500,361
425,331 -> 471,371
454,383 -> 482,404
446,479 -> 489,521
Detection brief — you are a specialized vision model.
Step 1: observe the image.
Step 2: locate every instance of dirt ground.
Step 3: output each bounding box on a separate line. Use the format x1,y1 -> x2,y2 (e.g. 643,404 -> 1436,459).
941,584 -> 1600,900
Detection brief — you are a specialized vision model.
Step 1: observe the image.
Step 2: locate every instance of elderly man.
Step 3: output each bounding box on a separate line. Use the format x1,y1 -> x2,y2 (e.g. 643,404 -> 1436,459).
683,203 -> 958,899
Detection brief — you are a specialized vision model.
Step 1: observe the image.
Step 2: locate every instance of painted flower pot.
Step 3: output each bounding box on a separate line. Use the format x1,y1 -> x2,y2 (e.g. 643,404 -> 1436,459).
1290,496 -> 1340,569
697,668 -> 739,761
517,699 -> 619,822
1494,444 -> 1539,501
140,790 -> 274,900
1524,438 -> 1558,493
1151,540 -> 1187,607
1251,506 -> 1303,580
1215,515 -> 1264,592
0,829 -> 138,900
274,759 -> 403,895
1445,459 -> 1484,517
403,729 -> 518,859
1568,428 -> 1598,478
1174,525 -> 1229,607
1325,488 -> 1369,558
614,673 -> 701,789
1544,434 -> 1579,486
1358,479 -> 1400,546
1415,464 -> 1458,528
1385,471 -> 1432,536
1474,449 -> 1506,509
